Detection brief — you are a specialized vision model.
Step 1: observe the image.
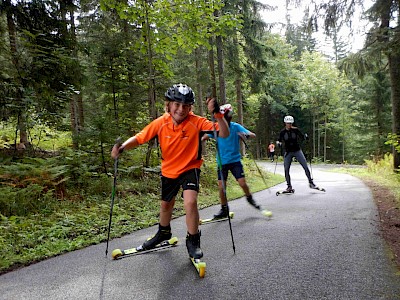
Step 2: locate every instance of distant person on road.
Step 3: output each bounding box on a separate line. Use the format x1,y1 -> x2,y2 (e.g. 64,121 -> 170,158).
277,115 -> 317,193
267,141 -> 275,162
202,104 -> 261,219
111,83 -> 229,260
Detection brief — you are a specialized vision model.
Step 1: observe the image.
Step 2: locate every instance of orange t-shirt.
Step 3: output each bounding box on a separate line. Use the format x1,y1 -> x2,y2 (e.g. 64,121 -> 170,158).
135,112 -> 218,179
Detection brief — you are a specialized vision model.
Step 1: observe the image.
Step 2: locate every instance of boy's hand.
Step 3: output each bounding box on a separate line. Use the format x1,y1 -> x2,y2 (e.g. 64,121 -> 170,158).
111,138 -> 123,159
206,98 -> 220,114
238,132 -> 250,140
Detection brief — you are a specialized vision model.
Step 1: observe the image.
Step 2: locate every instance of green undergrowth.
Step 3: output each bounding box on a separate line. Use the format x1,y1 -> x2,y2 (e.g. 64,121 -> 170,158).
0,156 -> 284,274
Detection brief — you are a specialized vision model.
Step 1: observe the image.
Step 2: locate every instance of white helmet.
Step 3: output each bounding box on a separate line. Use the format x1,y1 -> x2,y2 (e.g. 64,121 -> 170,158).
284,115 -> 294,123
220,104 -> 233,117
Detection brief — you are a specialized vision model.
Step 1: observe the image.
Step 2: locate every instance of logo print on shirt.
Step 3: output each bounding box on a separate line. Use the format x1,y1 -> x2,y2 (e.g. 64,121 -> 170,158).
181,130 -> 189,139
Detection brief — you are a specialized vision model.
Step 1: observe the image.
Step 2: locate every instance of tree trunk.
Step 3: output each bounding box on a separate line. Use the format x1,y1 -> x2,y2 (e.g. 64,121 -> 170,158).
374,72 -> 384,157
324,114 -> 327,162
69,5 -> 84,130
70,93 -> 83,147
208,37 -> 217,99
313,114 -> 316,158
61,0 -> 83,149
232,34 -> 243,125
5,0 -> 28,146
389,52 -> 400,170
216,35 -> 226,104
378,0 -> 399,170
195,48 -> 204,116
145,2 -> 157,167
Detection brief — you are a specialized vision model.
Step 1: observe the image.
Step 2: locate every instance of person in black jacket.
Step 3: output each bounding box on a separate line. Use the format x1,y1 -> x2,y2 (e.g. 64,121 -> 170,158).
277,115 -> 316,192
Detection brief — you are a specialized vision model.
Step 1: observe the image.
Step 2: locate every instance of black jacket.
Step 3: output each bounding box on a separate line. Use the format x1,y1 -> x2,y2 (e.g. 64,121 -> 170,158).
278,127 -> 305,153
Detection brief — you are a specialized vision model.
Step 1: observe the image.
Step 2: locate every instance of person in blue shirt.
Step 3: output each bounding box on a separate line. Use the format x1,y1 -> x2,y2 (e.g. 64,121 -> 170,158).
202,104 -> 261,219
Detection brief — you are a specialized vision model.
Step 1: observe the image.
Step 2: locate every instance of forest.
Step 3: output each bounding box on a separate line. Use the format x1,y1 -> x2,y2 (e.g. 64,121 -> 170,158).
0,0 -> 400,272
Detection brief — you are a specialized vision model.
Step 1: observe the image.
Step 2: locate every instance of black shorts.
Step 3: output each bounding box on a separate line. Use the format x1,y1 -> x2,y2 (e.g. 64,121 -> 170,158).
161,168 -> 201,202
217,161 -> 245,181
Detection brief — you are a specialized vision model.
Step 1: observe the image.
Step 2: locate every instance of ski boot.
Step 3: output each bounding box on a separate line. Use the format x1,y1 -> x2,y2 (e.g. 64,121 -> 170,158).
285,186 -> 295,193
246,194 -> 261,210
276,185 -> 295,196
213,204 -> 228,219
309,181 -> 326,192
186,231 -> 203,259
309,181 -> 317,189
141,224 -> 172,250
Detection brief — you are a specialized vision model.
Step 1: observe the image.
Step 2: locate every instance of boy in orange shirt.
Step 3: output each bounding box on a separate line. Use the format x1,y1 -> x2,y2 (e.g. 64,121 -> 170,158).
111,83 -> 229,259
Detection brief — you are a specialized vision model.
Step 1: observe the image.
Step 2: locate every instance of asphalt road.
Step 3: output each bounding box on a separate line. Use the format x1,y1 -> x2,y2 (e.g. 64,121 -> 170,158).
1,162 -> 400,300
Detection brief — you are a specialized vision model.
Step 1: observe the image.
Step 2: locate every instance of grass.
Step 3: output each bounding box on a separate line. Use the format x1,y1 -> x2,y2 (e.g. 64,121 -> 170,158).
0,123 -> 72,150
0,156 -> 284,274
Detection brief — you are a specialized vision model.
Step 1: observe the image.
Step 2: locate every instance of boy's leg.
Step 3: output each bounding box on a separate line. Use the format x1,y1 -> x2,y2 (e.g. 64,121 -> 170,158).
159,198 -> 175,226
218,179 -> 228,205
214,165 -> 229,218
141,199 -> 174,250
237,177 -> 250,196
182,169 -> 203,259
183,189 -> 200,234
141,176 -> 179,250
232,161 -> 260,209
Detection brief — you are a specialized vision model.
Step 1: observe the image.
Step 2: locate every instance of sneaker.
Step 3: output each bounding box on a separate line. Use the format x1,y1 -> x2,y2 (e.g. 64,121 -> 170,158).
213,205 -> 228,219
141,225 -> 172,250
186,231 -> 203,259
246,195 -> 260,209
309,182 -> 317,189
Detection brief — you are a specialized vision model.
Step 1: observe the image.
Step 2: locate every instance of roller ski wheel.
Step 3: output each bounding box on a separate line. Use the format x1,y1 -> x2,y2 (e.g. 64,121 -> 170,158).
276,189 -> 295,196
111,236 -> 178,260
261,210 -> 273,218
191,257 -> 206,278
199,212 -> 234,225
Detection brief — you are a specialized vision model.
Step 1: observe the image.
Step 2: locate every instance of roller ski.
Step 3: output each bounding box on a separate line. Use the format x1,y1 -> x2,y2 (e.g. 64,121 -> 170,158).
276,186 -> 295,196
247,195 -> 273,218
199,211 -> 235,225
187,231 -> 206,278
111,237 -> 178,259
309,182 -> 326,192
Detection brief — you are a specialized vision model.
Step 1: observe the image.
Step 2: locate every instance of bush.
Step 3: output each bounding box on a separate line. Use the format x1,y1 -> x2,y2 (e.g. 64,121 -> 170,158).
0,157 -> 68,216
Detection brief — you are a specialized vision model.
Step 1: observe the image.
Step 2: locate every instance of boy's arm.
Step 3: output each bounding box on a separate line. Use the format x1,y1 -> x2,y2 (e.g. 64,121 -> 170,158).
111,118 -> 160,159
111,136 -> 139,159
206,97 -> 230,137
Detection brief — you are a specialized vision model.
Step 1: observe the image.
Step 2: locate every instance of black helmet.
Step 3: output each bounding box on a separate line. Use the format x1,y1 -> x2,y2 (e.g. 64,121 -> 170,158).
165,83 -> 195,104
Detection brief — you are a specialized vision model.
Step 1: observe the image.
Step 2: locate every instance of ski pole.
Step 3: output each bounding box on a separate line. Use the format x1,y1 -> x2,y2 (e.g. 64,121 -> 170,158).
241,136 -> 269,188
308,152 -> 313,179
105,137 -> 122,257
212,115 -> 236,254
274,142 -> 281,175
304,134 -> 313,179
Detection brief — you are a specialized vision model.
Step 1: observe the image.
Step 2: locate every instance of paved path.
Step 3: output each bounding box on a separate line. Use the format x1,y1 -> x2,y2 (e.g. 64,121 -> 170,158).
1,163 -> 400,300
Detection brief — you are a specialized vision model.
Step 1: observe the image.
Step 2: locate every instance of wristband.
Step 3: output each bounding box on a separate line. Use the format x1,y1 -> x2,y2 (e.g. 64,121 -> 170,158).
214,112 -> 224,119
118,145 -> 125,153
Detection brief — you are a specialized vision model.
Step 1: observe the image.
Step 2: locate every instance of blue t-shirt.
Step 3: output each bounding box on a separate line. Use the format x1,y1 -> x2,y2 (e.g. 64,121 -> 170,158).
210,122 -> 250,165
